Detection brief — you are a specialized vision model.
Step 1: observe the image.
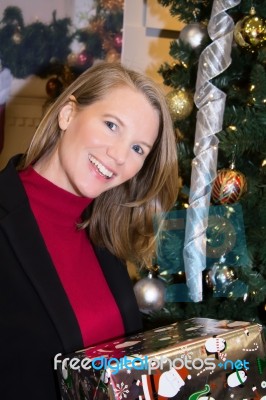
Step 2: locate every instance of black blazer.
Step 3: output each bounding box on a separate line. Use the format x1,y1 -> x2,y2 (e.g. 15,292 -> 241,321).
0,155 -> 142,400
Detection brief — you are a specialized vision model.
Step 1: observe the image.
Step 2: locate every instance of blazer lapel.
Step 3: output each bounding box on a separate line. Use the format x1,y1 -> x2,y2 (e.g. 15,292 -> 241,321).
0,156 -> 83,353
1,155 -> 142,351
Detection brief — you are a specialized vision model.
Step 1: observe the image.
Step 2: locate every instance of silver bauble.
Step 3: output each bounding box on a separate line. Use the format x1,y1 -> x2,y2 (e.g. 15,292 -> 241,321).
133,272 -> 165,313
206,264 -> 236,295
179,22 -> 208,49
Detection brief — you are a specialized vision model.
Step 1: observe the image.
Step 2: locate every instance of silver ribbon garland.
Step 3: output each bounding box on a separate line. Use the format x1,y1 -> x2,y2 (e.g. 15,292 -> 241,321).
183,0 -> 241,302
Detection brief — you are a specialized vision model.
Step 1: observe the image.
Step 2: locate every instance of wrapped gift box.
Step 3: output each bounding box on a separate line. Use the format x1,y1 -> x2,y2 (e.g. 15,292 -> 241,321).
56,318 -> 266,399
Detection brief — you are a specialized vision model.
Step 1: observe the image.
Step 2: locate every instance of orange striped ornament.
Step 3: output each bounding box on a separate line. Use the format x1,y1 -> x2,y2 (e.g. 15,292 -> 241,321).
211,168 -> 247,204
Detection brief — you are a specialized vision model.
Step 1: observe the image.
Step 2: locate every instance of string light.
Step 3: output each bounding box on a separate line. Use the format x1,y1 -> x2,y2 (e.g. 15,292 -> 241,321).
228,125 -> 237,132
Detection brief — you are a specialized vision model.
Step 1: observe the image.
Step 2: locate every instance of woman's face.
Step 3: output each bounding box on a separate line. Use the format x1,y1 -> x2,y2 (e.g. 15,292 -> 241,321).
35,86 -> 159,198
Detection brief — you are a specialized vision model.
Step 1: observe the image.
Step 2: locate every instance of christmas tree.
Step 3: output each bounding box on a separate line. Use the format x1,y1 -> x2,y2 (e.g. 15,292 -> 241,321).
136,0 -> 266,330
0,0 -> 124,98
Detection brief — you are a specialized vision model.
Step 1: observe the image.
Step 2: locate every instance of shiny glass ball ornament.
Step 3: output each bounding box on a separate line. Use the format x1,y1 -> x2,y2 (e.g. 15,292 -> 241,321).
67,53 -> 79,67
76,51 -> 94,68
133,272 -> 165,313
211,168 -> 247,204
61,65 -> 76,86
179,22 -> 208,49
12,31 -> 22,44
205,264 -> 236,291
234,8 -> 266,51
46,77 -> 63,99
113,33 -> 123,51
166,89 -> 194,121
105,48 -> 120,63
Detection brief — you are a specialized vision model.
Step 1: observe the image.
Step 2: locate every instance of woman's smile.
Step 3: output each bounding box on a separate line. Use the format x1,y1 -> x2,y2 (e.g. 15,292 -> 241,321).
88,154 -> 115,180
34,85 -> 159,198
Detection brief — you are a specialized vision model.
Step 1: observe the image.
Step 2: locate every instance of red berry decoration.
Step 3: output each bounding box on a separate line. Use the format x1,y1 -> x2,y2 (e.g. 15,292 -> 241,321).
211,168 -> 247,204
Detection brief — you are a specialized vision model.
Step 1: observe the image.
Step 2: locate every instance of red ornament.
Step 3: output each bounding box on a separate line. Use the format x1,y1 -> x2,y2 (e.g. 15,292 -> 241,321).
76,51 -> 94,68
113,33 -> 123,51
46,77 -> 63,98
211,168 -> 247,204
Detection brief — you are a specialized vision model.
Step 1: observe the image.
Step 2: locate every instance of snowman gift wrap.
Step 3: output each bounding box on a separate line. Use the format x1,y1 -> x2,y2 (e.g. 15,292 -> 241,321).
56,318 -> 266,400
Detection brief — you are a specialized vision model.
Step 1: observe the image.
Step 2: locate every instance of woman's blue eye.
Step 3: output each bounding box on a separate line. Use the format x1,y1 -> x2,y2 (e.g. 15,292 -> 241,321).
132,144 -> 144,155
105,121 -> 117,131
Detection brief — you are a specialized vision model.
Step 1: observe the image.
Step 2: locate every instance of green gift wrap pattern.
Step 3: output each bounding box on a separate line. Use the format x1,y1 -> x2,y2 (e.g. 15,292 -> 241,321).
56,318 -> 266,399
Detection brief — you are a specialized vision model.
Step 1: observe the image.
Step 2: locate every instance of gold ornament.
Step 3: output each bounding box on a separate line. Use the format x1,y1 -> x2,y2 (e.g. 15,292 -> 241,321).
67,53 -> 78,67
89,19 -> 104,35
61,66 -> 76,86
166,88 -> 194,121
211,167 -> 247,204
234,7 -> 266,51
12,32 -> 22,44
102,34 -> 117,52
99,0 -> 124,12
12,26 -> 22,44
105,48 -> 120,63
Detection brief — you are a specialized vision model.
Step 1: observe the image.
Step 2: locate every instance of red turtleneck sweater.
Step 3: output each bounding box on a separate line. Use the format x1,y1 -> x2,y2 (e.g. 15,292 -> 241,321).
19,166 -> 124,347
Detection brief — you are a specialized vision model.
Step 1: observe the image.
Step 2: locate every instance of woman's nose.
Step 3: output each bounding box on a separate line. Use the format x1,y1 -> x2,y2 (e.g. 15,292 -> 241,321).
107,142 -> 129,165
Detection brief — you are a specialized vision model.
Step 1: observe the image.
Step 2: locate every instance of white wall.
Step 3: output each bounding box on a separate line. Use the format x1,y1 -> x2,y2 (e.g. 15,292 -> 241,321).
122,0 -> 184,84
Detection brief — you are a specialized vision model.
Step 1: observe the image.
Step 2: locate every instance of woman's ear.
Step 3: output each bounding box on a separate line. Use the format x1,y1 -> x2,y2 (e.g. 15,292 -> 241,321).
58,97 -> 77,130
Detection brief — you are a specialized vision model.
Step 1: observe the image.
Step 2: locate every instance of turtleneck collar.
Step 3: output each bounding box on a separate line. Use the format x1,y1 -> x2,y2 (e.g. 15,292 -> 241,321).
19,166 -> 93,227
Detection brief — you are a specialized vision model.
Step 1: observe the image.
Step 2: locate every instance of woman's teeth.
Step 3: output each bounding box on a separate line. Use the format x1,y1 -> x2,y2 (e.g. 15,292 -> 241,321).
88,155 -> 113,179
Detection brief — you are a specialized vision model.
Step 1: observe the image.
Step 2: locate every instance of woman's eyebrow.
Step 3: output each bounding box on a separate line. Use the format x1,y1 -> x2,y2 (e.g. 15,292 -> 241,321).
104,114 -> 153,149
103,114 -> 125,127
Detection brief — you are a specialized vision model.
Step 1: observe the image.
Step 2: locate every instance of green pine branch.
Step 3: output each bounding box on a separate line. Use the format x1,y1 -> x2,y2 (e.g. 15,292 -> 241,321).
154,0 -> 266,329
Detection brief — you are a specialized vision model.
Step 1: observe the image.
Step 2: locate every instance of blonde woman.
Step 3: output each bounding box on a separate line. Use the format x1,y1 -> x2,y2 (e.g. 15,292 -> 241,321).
0,62 -> 178,399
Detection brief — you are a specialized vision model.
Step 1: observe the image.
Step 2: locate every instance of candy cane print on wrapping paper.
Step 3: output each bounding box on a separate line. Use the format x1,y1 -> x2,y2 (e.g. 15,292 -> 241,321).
183,0 -> 241,302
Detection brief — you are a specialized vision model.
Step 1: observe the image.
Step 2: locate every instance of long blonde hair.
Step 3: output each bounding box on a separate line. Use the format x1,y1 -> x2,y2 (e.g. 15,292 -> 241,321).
18,62 -> 179,266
